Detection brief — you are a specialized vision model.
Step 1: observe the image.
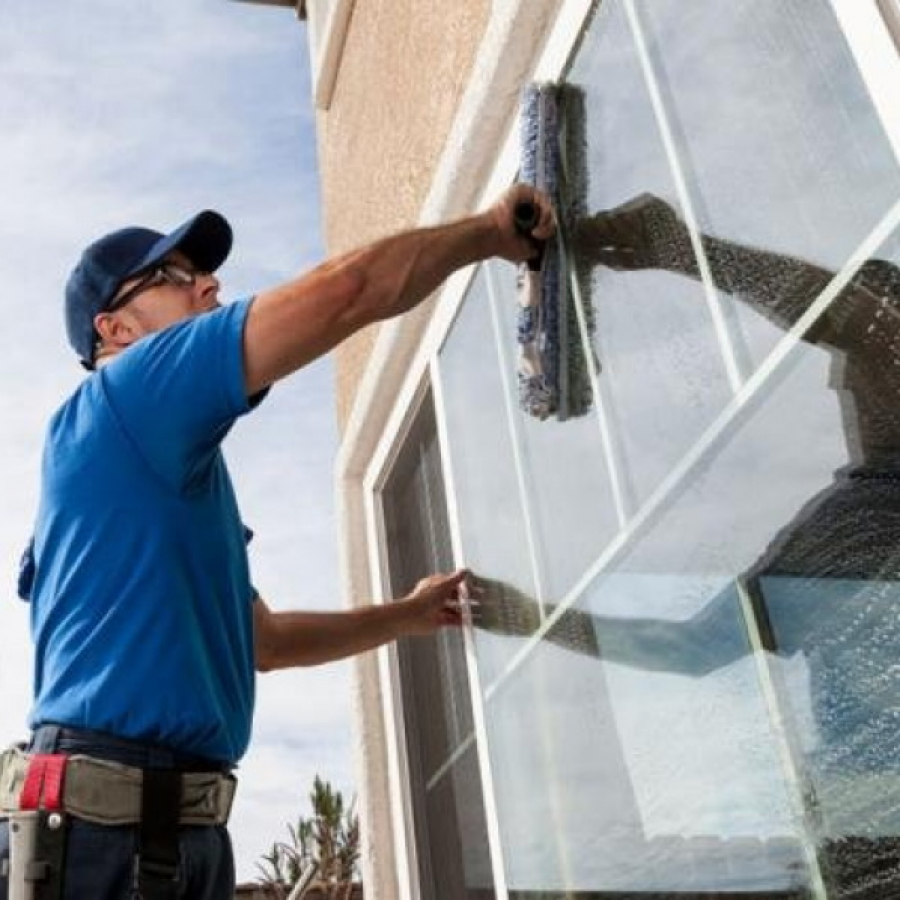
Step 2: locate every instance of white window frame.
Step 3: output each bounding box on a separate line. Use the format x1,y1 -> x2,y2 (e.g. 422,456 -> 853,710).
306,0 -> 355,110
879,0 -> 900,51
350,1 -> 900,897
363,378 -> 438,900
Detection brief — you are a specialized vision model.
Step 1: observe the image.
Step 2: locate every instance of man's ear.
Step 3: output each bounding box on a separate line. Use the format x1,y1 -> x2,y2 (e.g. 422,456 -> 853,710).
94,310 -> 137,351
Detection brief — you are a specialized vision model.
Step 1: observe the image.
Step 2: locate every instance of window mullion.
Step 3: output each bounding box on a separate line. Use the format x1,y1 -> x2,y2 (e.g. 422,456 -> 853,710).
622,0 -> 749,394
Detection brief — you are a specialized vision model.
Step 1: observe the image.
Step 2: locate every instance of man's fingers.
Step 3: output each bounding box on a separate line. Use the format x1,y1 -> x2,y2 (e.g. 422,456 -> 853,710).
443,568 -> 469,586
505,184 -> 556,237
440,597 -> 481,629
414,568 -> 468,596
459,579 -> 483,602
444,598 -> 481,611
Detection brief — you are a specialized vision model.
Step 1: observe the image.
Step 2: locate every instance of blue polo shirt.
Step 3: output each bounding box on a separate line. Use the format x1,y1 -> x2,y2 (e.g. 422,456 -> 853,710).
24,298 -> 263,764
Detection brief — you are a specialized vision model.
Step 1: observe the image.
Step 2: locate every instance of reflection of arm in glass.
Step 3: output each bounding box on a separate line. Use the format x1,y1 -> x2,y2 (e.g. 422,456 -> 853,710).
575,194 -> 900,463
574,193 -> 900,357
474,575 -> 748,675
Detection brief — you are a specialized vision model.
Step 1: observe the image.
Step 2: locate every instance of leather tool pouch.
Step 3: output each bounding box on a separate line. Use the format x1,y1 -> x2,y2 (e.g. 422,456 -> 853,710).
6,753 -> 69,900
8,810 -> 66,900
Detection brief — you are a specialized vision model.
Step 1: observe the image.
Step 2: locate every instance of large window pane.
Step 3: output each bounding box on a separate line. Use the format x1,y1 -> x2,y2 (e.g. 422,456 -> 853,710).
632,0 -> 900,358
484,259 -> 620,602
483,593 -> 807,896
437,267 -> 540,688
562,0 -> 738,510
438,264 -> 620,688
566,0 -> 900,510
480,352 -> 842,897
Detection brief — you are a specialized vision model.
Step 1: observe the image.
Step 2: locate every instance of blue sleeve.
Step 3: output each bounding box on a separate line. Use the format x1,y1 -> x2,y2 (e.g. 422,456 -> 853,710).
99,298 -> 265,493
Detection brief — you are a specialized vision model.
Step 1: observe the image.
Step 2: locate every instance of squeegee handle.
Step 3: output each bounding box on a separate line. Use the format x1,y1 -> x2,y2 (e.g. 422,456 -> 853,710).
513,200 -> 545,272
513,201 -> 539,234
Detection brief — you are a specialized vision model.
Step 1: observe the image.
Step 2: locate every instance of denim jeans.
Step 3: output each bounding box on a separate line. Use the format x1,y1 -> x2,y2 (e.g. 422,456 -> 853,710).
0,726 -> 236,900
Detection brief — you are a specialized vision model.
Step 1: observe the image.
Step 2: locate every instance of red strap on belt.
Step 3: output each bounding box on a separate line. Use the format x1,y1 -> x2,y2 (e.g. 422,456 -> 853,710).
19,754 -> 67,811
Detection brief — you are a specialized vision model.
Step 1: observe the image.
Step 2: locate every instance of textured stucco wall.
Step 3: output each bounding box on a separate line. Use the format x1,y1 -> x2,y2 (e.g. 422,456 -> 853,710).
316,0 -> 492,431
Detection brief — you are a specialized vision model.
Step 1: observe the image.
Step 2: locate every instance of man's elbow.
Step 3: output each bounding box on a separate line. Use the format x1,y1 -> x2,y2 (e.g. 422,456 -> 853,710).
253,605 -> 281,673
255,642 -> 278,673
332,260 -> 386,331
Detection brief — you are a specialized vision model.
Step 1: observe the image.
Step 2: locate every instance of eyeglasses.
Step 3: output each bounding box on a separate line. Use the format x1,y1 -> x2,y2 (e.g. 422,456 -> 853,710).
106,261 -> 204,313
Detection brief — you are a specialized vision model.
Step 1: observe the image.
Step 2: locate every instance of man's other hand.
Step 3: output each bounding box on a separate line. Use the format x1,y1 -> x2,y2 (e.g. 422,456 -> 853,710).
400,569 -> 475,636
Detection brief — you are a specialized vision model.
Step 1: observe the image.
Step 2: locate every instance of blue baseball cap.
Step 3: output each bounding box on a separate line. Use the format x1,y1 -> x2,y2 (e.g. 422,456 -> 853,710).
64,210 -> 233,368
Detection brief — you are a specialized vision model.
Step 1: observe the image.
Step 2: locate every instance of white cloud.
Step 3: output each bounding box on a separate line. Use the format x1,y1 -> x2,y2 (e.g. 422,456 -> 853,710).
233,663 -> 355,881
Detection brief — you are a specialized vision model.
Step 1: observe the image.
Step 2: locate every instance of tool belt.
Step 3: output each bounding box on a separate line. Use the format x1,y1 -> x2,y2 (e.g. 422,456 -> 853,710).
0,745 -> 236,827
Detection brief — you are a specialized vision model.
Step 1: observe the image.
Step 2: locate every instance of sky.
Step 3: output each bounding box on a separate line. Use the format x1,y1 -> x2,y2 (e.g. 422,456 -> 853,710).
0,0 -> 352,883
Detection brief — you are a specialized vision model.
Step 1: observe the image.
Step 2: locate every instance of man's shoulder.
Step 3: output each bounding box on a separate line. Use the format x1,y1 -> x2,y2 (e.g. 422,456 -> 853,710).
111,299 -> 253,380
45,371 -> 118,455
49,370 -> 103,424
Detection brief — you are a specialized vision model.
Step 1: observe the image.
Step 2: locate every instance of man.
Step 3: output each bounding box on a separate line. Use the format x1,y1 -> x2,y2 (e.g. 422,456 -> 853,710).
0,183 -> 554,899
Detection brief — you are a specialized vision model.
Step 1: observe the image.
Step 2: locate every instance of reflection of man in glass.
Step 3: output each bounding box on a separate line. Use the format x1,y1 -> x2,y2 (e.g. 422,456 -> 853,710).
484,196 -> 900,899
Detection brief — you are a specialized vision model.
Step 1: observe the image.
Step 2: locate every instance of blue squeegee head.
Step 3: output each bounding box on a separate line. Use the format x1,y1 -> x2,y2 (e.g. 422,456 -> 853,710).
518,82 -> 563,420
517,81 -> 594,421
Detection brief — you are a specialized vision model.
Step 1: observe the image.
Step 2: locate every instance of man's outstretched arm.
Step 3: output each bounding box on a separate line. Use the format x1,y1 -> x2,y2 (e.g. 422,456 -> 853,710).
253,569 -> 471,671
242,184 -> 554,395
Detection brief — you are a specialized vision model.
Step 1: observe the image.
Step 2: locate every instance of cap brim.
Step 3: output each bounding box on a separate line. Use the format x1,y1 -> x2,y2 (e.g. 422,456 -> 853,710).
130,210 -> 232,278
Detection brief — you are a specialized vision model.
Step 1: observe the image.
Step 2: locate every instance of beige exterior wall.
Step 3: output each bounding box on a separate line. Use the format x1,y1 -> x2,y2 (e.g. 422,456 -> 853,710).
316,0 -> 492,431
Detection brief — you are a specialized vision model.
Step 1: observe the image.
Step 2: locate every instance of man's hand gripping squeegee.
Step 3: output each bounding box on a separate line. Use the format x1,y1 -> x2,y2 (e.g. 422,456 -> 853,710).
514,200 -> 547,272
